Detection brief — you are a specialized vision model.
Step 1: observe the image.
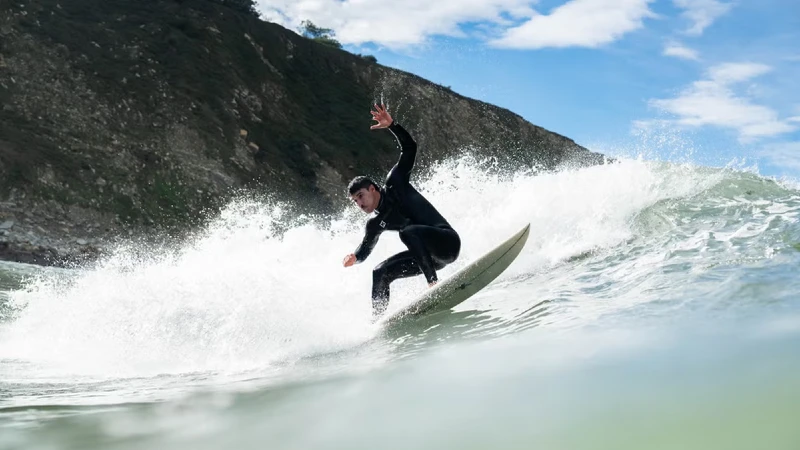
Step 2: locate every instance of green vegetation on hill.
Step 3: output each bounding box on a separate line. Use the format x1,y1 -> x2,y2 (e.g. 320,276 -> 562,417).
298,20 -> 343,49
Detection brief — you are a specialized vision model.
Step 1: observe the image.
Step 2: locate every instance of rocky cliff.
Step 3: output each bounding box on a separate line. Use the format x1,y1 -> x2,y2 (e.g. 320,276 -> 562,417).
0,0 -> 609,266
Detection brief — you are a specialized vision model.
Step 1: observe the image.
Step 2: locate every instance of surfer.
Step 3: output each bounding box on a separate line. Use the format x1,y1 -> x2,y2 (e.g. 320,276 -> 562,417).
343,104 -> 461,318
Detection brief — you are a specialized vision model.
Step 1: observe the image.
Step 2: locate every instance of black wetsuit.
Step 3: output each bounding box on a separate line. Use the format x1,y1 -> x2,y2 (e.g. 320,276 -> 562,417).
353,121 -> 461,316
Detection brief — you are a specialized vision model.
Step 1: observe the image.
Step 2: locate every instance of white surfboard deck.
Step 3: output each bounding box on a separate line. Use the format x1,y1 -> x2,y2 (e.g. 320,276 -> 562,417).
377,222 -> 531,327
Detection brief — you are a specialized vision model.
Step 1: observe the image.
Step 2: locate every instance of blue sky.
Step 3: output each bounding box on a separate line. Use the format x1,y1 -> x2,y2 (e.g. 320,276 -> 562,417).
257,0 -> 800,179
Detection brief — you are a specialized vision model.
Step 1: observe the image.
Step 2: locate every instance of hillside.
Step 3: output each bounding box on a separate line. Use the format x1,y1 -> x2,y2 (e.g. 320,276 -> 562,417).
0,0 -> 609,266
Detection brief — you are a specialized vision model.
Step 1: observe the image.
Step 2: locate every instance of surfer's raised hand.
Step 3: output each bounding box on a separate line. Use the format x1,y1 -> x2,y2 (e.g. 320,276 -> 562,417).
370,104 -> 393,129
343,253 -> 357,268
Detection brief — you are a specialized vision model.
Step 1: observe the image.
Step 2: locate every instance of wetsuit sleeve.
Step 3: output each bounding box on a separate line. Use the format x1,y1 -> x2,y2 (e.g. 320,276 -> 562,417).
354,219 -> 384,262
387,121 -> 417,182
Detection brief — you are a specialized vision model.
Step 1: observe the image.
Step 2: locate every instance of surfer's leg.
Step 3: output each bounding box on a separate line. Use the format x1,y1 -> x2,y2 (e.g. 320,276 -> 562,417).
399,225 -> 461,284
372,251 -> 422,316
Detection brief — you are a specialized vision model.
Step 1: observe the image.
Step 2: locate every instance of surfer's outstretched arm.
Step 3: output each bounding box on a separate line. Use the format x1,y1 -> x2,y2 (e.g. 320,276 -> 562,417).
386,122 -> 417,179
371,104 -> 417,182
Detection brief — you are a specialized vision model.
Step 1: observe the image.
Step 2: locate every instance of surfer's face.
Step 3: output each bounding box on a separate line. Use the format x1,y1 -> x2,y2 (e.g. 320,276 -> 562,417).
350,186 -> 379,213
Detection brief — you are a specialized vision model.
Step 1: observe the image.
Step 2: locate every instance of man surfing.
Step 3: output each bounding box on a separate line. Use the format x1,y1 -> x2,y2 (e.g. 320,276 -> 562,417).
343,104 -> 461,318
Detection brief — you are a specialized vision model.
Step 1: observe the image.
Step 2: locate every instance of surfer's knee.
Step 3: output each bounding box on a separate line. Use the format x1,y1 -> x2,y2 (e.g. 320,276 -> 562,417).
436,230 -> 460,265
398,225 -> 423,244
447,231 -> 461,261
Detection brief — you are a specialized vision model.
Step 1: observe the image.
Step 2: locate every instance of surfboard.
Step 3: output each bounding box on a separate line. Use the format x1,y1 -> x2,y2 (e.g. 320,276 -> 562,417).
377,222 -> 531,327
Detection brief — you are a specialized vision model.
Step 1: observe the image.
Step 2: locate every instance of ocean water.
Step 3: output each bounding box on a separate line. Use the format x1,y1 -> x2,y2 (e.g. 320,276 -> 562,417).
1,155 -> 799,450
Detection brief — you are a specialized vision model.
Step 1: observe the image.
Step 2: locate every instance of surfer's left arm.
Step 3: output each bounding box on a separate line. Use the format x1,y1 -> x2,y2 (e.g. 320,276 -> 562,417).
349,219 -> 383,265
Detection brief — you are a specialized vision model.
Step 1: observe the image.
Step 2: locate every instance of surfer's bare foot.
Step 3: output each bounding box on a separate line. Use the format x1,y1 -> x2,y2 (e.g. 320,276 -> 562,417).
429,281 -> 438,288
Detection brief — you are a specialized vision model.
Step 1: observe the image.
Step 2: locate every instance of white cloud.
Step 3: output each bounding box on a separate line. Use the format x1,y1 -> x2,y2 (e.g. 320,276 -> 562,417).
647,62 -> 797,142
707,62 -> 771,83
258,0 -> 660,50
489,0 -> 657,49
256,0 -> 536,48
760,142 -> 800,171
663,42 -> 700,60
673,0 -> 732,36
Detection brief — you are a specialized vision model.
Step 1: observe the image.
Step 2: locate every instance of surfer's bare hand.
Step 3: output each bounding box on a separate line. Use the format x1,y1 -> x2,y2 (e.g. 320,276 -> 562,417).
370,104 -> 393,129
343,253 -> 357,267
